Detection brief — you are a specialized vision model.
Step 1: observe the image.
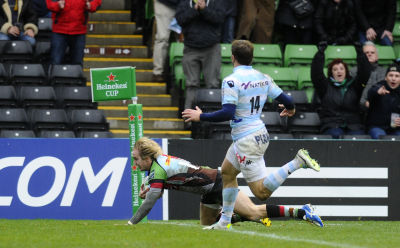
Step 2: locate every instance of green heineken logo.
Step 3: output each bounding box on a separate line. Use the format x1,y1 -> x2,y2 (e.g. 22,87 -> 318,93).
90,66 -> 136,102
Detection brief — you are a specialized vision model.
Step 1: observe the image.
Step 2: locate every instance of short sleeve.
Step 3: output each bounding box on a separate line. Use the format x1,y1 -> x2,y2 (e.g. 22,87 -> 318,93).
266,76 -> 283,99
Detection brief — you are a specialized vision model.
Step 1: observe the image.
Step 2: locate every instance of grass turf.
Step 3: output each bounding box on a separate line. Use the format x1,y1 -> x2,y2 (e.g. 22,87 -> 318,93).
0,219 -> 399,248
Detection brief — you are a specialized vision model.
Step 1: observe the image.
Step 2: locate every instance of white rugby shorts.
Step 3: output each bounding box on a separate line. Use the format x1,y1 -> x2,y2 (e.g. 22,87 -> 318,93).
226,127 -> 269,182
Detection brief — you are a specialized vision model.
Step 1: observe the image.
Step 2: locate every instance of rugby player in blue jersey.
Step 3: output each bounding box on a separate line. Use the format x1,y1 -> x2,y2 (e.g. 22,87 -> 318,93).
182,40 -> 324,229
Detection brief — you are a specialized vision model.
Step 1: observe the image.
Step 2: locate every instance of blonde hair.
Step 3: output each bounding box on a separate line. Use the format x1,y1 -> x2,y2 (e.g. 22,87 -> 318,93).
134,137 -> 163,160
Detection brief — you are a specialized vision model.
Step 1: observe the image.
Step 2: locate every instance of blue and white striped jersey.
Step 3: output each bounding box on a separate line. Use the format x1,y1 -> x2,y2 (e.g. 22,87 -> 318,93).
222,65 -> 283,140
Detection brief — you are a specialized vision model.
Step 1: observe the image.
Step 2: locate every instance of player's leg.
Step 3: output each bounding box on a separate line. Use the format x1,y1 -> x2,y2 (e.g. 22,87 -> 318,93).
199,203 -> 220,225
233,190 -> 266,221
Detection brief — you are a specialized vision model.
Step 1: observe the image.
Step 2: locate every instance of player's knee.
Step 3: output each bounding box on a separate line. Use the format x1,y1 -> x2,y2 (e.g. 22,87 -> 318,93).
253,188 -> 272,201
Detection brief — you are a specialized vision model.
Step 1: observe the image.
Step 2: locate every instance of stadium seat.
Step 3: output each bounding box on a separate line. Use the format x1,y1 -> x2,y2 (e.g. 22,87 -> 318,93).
10,63 -> 47,85
269,133 -> 294,140
37,18 -> 52,41
0,108 -> 30,129
283,90 -> 312,111
194,88 -> 221,112
29,108 -> 70,132
393,21 -> 400,43
220,63 -> 233,80
0,63 -> 8,84
54,86 -> 96,109
0,40 -> 33,63
288,111 -> 321,134
341,134 -> 372,140
48,64 -> 86,85
284,44 -> 317,67
325,45 -> 357,66
0,129 -> 35,138
379,135 -> 400,141
69,109 -> 109,132
34,41 -> 51,63
19,86 -> 56,109
0,85 -> 18,107
38,130 -> 75,138
78,130 -> 114,138
252,44 -> 282,66
169,42 -> 184,67
254,66 -> 297,90
221,43 -> 232,63
174,63 -> 185,90
296,67 -> 314,102
299,134 -> 333,140
260,111 -> 286,133
375,45 -> 396,65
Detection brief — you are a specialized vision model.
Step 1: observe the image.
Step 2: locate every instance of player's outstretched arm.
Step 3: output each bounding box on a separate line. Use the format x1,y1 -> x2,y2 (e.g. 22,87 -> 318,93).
182,104 -> 236,123
128,188 -> 162,224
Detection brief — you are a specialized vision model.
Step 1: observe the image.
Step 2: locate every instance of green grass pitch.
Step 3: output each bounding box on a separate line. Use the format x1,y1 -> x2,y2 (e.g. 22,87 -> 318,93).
1,219 -> 399,248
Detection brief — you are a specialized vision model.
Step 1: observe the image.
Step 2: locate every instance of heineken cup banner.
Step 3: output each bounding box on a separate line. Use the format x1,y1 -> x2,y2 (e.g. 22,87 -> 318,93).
128,104 -> 147,222
90,66 -> 136,102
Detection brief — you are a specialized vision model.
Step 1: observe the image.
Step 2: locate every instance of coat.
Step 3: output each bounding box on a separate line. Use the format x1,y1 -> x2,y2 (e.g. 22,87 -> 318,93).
0,0 -> 38,35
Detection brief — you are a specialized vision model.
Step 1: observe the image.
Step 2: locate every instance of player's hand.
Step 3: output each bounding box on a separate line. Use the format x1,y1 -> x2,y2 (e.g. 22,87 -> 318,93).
366,28 -> 377,41
24,29 -> 34,38
278,104 -> 295,117
139,183 -> 150,199
7,26 -> 20,36
381,30 -> 393,43
182,106 -> 202,122
377,86 -> 390,95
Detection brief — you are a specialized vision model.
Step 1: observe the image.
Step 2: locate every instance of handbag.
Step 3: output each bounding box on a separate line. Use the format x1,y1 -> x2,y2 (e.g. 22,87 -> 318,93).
288,0 -> 314,18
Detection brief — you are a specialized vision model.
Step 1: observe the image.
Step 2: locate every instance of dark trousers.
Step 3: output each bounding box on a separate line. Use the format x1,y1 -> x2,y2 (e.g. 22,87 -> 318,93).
50,32 -> 86,65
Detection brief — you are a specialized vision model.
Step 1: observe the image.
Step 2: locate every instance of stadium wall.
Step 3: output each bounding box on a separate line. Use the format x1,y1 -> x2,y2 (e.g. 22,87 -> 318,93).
0,139 -> 399,220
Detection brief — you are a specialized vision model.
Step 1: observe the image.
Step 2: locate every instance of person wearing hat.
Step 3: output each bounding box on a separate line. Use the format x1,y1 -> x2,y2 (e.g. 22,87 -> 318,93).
366,64 -> 400,139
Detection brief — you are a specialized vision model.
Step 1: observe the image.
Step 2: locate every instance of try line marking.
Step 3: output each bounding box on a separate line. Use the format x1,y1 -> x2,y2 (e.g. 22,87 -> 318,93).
152,221 -> 366,248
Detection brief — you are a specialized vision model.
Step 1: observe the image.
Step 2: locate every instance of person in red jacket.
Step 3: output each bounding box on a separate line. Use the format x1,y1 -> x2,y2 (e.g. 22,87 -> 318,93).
46,0 -> 101,65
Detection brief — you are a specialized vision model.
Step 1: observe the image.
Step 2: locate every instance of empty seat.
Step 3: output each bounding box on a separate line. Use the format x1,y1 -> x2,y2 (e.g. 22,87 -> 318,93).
375,45 -> 396,65
10,64 -> 47,85
260,111 -> 286,133
19,86 -> 56,108
220,64 -> 233,80
69,109 -> 109,132
206,121 -> 231,140
37,18 -> 52,41
0,85 -> 18,107
269,133 -> 294,140
252,44 -> 282,66
0,63 -> 8,84
283,90 -> 312,111
194,88 -> 221,112
379,135 -> 400,141
55,86 -> 96,109
174,63 -> 185,90
284,44 -> 318,67
0,129 -> 35,138
288,112 -> 321,134
48,64 -> 86,85
34,41 -> 51,63
254,66 -> 297,90
0,40 -> 33,63
341,134 -> 372,140
325,45 -> 357,66
393,21 -> 400,42
221,43 -> 232,63
79,130 -> 114,138
169,42 -> 184,67
39,130 -> 75,138
0,108 -> 29,129
299,134 -> 333,140
29,108 -> 69,132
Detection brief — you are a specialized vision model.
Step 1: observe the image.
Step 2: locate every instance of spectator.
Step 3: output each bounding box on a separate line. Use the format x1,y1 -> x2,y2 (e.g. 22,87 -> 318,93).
311,42 -> 371,138
275,0 -> 316,46
175,0 -> 224,111
131,0 -> 146,34
366,64 -> 400,139
32,0 -> 51,18
46,0 -> 101,65
152,0 -> 178,82
221,0 -> 237,44
354,0 -> 396,46
0,0 -> 38,46
350,41 -> 387,109
235,0 -> 275,44
314,0 -> 356,45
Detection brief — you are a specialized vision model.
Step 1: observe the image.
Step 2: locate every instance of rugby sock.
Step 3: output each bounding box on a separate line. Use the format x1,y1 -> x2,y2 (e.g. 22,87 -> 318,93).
266,205 -> 306,220
219,187 -> 239,225
262,160 -> 300,192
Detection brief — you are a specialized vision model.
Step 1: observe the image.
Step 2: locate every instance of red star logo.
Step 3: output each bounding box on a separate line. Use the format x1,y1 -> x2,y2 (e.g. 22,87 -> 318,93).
129,115 -> 135,121
132,165 -> 137,170
107,73 -> 116,82
138,115 -> 142,120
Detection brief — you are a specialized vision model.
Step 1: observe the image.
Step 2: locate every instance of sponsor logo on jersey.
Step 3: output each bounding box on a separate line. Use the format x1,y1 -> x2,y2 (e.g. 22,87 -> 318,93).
226,80 -> 235,88
241,80 -> 269,90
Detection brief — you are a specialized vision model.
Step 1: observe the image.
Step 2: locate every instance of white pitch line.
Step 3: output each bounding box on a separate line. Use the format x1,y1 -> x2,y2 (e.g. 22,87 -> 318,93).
152,221 -> 366,248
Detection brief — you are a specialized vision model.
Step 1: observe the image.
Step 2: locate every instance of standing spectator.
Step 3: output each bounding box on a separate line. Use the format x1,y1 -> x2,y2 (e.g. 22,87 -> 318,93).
221,0 -> 237,44
311,42 -> 371,138
152,0 -> 178,82
235,0 -> 275,44
366,64 -> 400,139
32,0 -> 51,18
314,0 -> 356,45
46,0 -> 101,65
354,0 -> 396,46
0,0 -> 38,46
275,0 -> 316,46
175,0 -> 224,110
350,41 -> 387,109
131,0 -> 146,34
